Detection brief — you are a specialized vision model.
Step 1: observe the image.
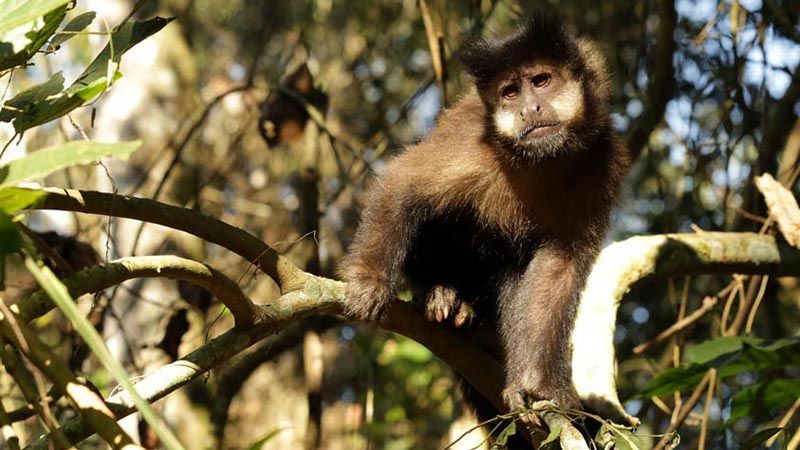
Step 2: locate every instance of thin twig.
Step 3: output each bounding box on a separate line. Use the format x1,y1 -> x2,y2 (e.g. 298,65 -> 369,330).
720,276 -> 744,335
698,369 -> 717,450
766,396 -> 800,447
654,369 -> 716,450
745,275 -> 770,334
633,295 -> 721,354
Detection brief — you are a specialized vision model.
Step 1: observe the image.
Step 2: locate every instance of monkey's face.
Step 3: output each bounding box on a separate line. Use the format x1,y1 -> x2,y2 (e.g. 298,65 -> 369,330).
487,61 -> 585,159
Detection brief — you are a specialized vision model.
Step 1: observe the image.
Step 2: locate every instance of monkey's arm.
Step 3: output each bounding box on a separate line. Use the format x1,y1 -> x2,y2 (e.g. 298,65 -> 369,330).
498,241 -> 596,410
340,178 -> 428,320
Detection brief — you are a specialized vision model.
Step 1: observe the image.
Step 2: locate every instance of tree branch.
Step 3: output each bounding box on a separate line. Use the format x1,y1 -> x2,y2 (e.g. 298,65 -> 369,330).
626,0 -> 676,160
32,188 -> 308,292
16,255 -> 260,327
573,232 -> 800,423
24,189 -> 800,448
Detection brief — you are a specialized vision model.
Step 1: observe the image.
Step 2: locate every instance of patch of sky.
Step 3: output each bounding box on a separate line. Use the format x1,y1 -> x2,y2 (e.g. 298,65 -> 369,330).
665,96 -> 693,139
676,0 -> 717,22
408,84 -> 441,135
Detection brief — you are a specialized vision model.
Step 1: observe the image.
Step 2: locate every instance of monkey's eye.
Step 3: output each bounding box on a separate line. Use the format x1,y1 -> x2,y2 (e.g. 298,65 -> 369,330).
500,84 -> 519,100
531,73 -> 552,88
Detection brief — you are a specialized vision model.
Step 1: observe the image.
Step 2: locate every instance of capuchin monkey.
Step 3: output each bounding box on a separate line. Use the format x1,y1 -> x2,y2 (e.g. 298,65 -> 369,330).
341,13 -> 630,430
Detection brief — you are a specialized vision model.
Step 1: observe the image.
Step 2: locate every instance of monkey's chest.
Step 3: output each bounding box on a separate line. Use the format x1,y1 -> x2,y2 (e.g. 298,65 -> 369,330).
403,212 -> 533,301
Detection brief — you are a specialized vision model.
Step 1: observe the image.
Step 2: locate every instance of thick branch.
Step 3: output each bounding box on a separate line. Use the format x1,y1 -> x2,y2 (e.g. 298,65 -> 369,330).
572,232 -> 800,423
31,188 -> 308,292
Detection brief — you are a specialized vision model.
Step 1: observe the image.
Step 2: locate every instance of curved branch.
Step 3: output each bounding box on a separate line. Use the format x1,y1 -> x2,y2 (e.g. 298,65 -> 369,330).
30,188 -> 308,292
573,232 -> 800,423
17,256 -> 260,328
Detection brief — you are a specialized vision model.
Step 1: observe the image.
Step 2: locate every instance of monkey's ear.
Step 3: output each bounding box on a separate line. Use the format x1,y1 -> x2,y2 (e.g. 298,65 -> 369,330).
457,38 -> 500,86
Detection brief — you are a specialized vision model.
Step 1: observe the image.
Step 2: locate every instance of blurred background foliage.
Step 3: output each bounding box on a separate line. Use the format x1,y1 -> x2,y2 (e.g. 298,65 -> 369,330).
1,0 -> 799,449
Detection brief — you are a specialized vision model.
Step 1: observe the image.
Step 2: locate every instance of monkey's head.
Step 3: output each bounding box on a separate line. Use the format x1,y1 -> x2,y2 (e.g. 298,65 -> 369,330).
459,14 -> 611,161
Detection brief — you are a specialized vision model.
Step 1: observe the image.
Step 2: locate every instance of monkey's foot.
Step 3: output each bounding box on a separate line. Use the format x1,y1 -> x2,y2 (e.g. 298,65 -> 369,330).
424,286 -> 475,327
502,382 -> 582,427
343,278 -> 394,321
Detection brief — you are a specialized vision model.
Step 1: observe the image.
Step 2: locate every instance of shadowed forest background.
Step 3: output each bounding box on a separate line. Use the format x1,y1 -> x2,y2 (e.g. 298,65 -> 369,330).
1,0 -> 800,449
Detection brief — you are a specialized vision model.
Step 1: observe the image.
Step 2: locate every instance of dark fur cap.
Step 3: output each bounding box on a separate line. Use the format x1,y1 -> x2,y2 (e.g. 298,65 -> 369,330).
458,13 -> 585,87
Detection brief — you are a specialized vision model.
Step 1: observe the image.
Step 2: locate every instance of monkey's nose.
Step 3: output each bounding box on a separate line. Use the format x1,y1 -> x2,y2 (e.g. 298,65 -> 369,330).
520,105 -> 543,117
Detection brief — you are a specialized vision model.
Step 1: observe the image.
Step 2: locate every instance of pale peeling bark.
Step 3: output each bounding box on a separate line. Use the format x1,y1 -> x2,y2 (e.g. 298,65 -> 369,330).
755,173 -> 800,248
572,232 -> 800,424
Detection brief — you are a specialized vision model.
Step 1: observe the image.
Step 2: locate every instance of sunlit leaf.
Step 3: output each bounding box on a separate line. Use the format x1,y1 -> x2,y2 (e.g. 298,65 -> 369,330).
0,140 -> 141,188
0,4 -> 66,70
686,336 -> 757,364
0,0 -> 69,34
4,16 -> 173,132
0,187 -> 44,213
613,427 -> 647,450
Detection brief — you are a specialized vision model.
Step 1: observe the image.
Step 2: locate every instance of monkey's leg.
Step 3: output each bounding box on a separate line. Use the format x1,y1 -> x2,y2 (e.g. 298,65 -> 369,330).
498,244 -> 591,412
423,285 -> 475,327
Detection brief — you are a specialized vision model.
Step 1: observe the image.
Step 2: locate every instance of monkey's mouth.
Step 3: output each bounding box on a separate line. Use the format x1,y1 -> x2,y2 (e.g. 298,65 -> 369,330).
520,121 -> 561,139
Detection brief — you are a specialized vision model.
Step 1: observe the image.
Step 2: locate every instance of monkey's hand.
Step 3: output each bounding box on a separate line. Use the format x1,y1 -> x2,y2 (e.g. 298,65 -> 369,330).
424,285 -> 475,328
344,276 -> 394,321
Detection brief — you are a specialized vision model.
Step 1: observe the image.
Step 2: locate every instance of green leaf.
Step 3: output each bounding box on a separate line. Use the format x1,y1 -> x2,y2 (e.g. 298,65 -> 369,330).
686,336 -> 757,364
0,214 -> 20,255
51,11 -> 95,46
641,337 -> 800,397
246,427 -> 289,450
3,16 -> 173,132
0,71 -> 64,123
0,4 -> 66,70
0,0 -> 70,35
23,252 -> 186,450
494,421 -> 517,447
0,140 -> 141,188
613,427 -> 647,450
0,187 -> 44,213
538,424 -> 561,448
740,428 -> 784,450
728,379 -> 800,424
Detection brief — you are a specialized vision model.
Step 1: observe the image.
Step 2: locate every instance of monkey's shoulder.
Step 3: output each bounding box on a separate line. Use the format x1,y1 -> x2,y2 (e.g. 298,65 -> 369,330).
389,94 -> 495,173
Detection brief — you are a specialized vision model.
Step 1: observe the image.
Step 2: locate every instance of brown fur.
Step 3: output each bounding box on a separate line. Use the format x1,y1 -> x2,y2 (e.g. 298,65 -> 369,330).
341,13 -> 630,435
